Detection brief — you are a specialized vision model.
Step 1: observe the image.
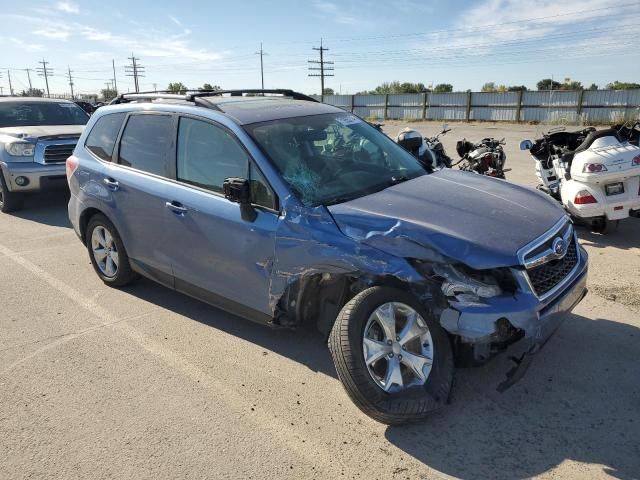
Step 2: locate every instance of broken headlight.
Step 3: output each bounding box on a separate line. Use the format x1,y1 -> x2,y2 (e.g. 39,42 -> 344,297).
432,263 -> 503,305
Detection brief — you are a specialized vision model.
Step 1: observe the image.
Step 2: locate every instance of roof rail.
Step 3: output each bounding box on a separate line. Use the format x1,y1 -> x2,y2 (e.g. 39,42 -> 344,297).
110,89 -> 318,106
189,89 -> 319,103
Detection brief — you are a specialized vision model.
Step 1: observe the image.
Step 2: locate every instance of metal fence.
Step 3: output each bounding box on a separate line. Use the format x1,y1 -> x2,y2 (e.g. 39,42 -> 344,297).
314,89 -> 640,124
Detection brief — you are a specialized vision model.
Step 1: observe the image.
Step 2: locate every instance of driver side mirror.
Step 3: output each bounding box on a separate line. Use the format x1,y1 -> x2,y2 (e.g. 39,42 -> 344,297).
223,177 -> 257,222
519,139 -> 533,151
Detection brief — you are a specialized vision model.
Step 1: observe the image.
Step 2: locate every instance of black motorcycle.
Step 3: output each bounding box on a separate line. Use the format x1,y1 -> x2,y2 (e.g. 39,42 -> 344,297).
454,137 -> 507,178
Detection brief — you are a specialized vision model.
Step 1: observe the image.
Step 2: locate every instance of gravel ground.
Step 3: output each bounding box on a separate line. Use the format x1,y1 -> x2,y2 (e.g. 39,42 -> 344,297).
1,121 -> 639,479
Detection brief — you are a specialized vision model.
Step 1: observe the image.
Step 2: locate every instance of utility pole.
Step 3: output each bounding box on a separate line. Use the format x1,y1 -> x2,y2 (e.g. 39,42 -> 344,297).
24,69 -> 33,90
125,53 -> 145,93
66,66 -> 75,99
255,42 -> 267,89
37,59 -> 52,97
7,70 -> 14,96
112,59 -> 118,95
308,38 -> 334,96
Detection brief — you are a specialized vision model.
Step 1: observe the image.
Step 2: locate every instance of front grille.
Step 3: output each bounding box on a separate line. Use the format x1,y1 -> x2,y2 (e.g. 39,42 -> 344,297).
43,143 -> 76,164
526,236 -> 578,296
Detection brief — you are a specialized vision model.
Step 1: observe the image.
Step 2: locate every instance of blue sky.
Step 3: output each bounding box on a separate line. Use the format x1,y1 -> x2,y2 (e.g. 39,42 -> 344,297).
0,0 -> 639,96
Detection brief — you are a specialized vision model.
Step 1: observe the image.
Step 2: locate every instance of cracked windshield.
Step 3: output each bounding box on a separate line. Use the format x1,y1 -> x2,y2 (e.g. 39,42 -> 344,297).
245,113 -> 426,206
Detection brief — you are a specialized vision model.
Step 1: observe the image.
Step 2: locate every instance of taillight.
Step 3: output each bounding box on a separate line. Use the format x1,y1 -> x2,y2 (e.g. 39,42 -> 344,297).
632,155 -> 640,166
574,190 -> 598,205
66,155 -> 79,183
583,163 -> 607,173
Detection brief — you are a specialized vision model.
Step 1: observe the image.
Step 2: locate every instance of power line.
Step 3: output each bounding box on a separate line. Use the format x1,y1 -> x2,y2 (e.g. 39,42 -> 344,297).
36,59 -> 53,98
308,38 -> 334,95
125,53 -> 145,93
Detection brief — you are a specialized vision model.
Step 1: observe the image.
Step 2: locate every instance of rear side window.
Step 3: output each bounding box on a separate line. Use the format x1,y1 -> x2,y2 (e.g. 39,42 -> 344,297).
85,112 -> 126,161
118,114 -> 173,177
177,117 -> 249,193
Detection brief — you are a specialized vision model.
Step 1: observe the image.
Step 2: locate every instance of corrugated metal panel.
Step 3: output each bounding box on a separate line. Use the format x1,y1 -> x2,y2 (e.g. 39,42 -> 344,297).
387,94 -> 425,119
354,95 -> 386,106
428,92 -> 467,107
353,107 -> 385,119
582,89 -> 640,106
322,95 -> 351,108
521,108 -> 579,123
472,92 -> 519,106
470,107 -> 517,121
427,106 -> 466,120
581,108 -> 629,123
523,90 -> 578,107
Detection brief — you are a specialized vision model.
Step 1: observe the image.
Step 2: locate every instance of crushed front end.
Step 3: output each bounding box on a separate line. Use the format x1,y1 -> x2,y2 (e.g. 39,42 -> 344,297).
432,218 -> 588,388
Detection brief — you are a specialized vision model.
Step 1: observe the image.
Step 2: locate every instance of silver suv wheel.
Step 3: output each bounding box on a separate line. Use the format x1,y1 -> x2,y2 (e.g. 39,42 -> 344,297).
363,302 -> 434,393
91,226 -> 119,278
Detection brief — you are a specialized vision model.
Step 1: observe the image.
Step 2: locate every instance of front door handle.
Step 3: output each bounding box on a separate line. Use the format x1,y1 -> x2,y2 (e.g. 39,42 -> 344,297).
165,201 -> 188,215
103,177 -> 119,191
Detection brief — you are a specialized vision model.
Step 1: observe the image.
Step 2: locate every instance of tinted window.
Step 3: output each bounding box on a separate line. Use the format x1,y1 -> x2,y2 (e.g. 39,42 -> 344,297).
119,114 -> 173,176
177,117 -> 249,193
85,112 -> 126,161
0,101 -> 88,128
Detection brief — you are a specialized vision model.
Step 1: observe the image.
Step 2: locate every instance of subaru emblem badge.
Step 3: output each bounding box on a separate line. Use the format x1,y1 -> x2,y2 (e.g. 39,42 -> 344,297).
552,237 -> 566,257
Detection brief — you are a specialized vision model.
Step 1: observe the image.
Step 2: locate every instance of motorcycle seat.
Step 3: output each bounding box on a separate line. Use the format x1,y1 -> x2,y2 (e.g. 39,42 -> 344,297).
561,128 -> 622,164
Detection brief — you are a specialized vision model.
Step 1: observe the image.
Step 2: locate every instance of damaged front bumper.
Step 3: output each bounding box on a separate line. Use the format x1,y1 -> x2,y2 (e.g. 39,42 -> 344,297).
439,245 -> 589,389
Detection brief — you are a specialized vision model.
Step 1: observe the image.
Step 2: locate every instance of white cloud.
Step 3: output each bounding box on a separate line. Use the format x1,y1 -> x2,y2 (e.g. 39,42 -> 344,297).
56,1 -> 79,14
33,28 -> 71,40
2,36 -> 44,52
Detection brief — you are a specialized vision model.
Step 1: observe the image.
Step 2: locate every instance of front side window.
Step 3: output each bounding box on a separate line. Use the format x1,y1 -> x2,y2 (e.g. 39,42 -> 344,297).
85,112 -> 126,161
118,114 -> 173,177
244,113 -> 426,206
0,101 -> 89,128
177,117 -> 250,194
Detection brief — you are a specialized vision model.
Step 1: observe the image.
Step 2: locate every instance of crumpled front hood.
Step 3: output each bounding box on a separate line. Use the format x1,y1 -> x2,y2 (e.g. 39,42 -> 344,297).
0,125 -> 84,142
327,169 -> 565,269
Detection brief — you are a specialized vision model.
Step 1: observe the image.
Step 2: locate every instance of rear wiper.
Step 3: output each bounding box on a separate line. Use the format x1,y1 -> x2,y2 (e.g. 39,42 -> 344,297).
389,175 -> 410,186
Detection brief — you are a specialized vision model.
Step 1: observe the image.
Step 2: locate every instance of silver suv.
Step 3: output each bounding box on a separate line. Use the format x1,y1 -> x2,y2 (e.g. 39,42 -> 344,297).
0,97 -> 89,212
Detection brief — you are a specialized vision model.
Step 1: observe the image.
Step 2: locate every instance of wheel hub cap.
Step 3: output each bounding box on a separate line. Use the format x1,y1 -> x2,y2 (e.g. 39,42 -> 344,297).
362,302 -> 434,393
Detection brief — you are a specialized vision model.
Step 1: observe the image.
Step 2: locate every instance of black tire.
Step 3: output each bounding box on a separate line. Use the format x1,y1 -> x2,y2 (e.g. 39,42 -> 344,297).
0,171 -> 25,213
328,286 -> 454,425
86,213 -> 138,287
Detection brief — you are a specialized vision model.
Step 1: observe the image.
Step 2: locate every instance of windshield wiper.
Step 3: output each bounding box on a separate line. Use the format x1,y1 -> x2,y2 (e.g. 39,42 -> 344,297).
388,175 -> 410,186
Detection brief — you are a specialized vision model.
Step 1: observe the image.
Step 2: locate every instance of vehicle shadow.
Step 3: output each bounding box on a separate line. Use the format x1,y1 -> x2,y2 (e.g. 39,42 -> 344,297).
120,278 -> 338,378
576,220 -> 640,251
13,191 -> 71,228
385,312 -> 640,479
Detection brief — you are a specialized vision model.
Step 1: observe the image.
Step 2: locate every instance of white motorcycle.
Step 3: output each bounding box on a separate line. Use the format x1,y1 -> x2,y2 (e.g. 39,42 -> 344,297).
520,126 -> 640,232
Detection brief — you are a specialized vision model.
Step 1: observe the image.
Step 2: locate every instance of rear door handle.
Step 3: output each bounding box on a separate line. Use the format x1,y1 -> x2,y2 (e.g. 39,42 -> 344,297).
103,177 -> 119,190
165,201 -> 188,215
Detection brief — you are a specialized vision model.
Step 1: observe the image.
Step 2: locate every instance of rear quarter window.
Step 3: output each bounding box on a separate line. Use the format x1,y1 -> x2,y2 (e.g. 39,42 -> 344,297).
85,112 -> 126,161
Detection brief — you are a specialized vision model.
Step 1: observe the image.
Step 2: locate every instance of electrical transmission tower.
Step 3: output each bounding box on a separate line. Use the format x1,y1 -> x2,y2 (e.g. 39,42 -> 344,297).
125,53 -> 145,93
66,66 -> 75,99
255,42 -> 268,89
37,59 -> 53,97
308,39 -> 334,96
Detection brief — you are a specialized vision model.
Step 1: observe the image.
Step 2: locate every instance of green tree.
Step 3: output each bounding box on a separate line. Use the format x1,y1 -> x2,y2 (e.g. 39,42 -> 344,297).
606,81 -> 640,90
507,85 -> 528,92
21,88 -> 44,97
481,82 -> 497,92
323,87 -> 335,95
200,83 -> 221,91
560,78 -> 583,90
433,83 -> 453,93
167,82 -> 188,94
362,81 -> 429,95
100,88 -> 118,102
537,78 -> 562,90
587,83 -> 599,90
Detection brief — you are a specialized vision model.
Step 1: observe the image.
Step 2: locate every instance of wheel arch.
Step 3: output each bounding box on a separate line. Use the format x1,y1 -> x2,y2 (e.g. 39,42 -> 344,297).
79,207 -> 114,245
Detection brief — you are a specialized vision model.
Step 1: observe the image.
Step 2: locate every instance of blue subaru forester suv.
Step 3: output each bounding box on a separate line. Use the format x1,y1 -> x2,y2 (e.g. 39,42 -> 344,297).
67,89 -> 588,424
